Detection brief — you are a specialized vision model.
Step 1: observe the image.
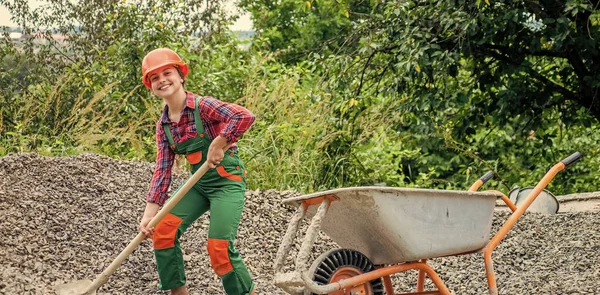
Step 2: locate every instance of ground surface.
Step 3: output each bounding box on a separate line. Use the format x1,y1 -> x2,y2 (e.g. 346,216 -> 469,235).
1,153 -> 599,295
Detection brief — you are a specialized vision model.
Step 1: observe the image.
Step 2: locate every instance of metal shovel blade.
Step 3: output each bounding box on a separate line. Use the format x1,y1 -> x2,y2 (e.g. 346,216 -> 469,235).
55,280 -> 96,295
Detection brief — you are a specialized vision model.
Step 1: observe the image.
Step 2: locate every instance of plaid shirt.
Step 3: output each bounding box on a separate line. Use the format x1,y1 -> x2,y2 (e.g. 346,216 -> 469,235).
146,91 -> 255,205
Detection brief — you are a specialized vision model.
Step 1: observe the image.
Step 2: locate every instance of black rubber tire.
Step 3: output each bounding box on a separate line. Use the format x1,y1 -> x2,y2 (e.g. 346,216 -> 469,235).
305,248 -> 385,295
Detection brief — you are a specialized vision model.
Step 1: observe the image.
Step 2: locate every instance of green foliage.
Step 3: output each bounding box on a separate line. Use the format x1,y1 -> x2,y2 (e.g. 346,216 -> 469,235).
352,0 -> 600,124
0,0 -> 245,158
185,33 -> 252,100
255,0 -> 600,194
1,0 -> 600,197
240,0 -> 376,63
0,0 -> 237,108
237,54 -> 437,191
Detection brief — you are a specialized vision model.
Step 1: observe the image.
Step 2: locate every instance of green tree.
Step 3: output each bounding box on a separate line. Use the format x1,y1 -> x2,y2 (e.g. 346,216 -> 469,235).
247,0 -> 600,192
240,0 -> 377,63
335,0 -> 600,191
0,0 -> 236,87
348,0 -> 600,124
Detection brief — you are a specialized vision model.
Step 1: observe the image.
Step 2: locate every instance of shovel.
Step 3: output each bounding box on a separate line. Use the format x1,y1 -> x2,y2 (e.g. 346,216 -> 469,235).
55,158 -> 214,295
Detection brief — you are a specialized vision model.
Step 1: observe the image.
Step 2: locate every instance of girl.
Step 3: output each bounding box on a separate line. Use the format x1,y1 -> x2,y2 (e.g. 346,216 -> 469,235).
138,48 -> 256,295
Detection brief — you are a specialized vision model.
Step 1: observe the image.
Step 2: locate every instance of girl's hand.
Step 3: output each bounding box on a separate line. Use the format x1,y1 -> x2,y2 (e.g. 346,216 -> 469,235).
140,203 -> 159,240
140,215 -> 155,239
207,147 -> 224,168
207,136 -> 229,168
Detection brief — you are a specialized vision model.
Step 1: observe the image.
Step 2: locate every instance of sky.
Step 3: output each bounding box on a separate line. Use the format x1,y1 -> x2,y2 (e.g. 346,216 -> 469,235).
0,0 -> 253,31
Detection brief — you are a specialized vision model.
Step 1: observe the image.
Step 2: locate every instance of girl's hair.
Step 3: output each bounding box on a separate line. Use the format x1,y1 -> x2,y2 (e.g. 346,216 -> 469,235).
176,66 -> 186,87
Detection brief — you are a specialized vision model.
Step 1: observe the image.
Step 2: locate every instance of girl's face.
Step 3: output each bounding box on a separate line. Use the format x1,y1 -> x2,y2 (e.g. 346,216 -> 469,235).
148,66 -> 184,98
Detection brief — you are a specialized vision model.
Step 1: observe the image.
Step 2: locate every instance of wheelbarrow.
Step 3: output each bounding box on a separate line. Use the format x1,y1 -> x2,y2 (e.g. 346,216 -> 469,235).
273,152 -> 582,295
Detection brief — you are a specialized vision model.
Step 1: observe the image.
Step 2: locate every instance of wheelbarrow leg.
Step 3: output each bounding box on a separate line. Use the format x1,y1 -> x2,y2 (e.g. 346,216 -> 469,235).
417,262 -> 451,295
336,262 -> 451,295
484,252 -> 498,295
416,259 -> 426,292
380,259 -> 442,295
296,198 -> 331,271
382,275 -> 394,295
274,205 -> 307,272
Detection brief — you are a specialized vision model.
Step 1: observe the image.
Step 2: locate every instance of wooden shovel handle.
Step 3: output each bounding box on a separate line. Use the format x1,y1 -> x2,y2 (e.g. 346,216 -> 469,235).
147,162 -> 210,228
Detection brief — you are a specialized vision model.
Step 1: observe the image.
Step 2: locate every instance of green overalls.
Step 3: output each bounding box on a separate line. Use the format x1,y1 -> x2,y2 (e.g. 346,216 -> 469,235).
152,96 -> 254,294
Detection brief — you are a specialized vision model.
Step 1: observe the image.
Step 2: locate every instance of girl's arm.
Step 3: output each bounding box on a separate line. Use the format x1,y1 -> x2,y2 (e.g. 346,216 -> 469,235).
201,96 -> 255,168
140,121 -> 175,237
199,96 -> 256,145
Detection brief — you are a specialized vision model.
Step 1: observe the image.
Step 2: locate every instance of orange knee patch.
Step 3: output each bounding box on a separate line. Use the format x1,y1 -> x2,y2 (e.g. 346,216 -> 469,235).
152,213 -> 183,250
207,238 -> 233,276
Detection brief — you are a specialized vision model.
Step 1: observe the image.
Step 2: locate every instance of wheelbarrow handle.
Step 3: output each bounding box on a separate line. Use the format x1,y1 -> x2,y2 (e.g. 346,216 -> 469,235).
483,151 -> 582,295
480,171 -> 494,184
561,152 -> 583,167
468,171 -> 495,192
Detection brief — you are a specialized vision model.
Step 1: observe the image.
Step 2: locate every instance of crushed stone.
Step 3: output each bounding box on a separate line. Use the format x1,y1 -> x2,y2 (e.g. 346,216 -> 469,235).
0,153 -> 598,294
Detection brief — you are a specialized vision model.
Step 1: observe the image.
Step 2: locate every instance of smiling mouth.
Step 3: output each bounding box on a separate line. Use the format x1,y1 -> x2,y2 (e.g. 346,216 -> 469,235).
158,84 -> 172,90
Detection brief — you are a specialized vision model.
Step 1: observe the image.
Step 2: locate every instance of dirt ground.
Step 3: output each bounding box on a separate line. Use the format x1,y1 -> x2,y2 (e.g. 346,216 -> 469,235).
495,191 -> 600,213
556,192 -> 600,212
1,153 -> 599,294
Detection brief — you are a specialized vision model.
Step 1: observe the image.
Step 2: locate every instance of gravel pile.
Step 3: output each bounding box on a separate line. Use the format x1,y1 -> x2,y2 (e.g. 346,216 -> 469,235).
0,153 -> 599,295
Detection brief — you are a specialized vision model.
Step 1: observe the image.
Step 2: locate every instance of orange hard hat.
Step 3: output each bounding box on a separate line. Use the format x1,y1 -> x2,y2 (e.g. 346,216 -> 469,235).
141,48 -> 189,89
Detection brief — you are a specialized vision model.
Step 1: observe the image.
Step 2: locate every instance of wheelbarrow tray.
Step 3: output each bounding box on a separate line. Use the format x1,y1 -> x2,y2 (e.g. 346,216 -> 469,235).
283,186 -> 502,265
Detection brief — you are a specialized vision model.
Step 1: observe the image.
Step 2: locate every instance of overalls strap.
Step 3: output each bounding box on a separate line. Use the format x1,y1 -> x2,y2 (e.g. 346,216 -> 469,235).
163,122 -> 176,146
162,96 -> 206,147
193,96 -> 205,134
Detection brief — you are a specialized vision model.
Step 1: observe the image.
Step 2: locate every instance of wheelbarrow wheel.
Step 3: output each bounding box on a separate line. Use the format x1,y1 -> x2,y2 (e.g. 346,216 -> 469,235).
305,248 -> 385,295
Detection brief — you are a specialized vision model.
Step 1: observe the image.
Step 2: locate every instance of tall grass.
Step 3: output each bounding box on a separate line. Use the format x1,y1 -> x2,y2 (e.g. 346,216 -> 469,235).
237,72 -> 329,192
0,76 -> 161,159
235,56 -> 423,192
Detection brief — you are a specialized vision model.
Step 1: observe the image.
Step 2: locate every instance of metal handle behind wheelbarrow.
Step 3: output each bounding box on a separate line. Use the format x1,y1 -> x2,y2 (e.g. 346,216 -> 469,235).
468,171 -> 518,212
